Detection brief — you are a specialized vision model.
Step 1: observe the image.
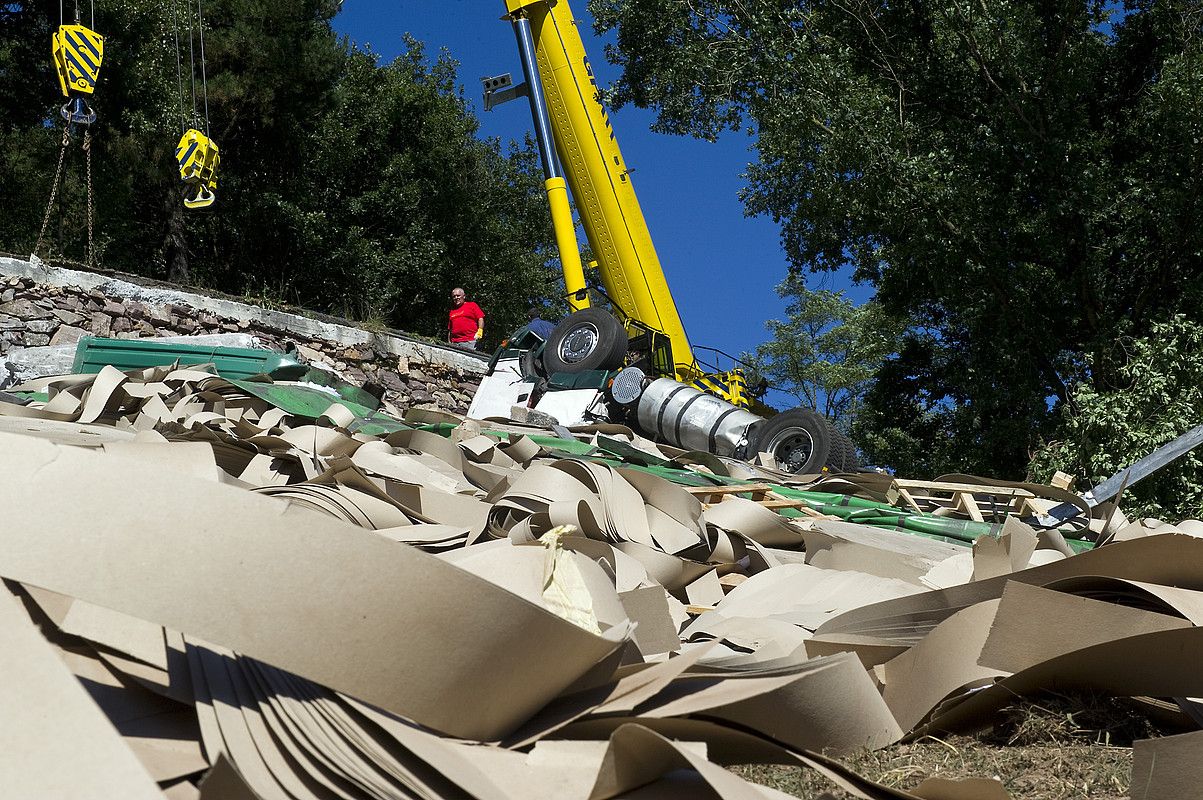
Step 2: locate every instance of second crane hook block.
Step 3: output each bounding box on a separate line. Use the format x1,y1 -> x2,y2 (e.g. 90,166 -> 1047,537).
176,129 -> 220,209
53,24 -> 104,125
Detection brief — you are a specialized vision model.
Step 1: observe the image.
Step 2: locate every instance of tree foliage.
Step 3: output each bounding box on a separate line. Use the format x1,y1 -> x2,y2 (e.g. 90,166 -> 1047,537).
0,0 -> 558,342
590,0 -> 1203,481
1030,316 -> 1203,522
751,275 -> 900,421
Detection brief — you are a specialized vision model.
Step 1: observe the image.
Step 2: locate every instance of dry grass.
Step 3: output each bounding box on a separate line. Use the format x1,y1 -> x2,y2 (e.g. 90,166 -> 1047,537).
731,692 -> 1182,799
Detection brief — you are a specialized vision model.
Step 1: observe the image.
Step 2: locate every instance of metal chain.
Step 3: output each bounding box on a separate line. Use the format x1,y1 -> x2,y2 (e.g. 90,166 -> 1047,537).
84,129 -> 95,268
33,128 -> 72,260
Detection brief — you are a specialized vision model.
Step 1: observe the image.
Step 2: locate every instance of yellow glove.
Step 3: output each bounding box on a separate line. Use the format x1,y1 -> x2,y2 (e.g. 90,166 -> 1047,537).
475,328 -> 484,340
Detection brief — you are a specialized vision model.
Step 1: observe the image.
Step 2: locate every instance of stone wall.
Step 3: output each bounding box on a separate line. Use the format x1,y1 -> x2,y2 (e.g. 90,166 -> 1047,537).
0,259 -> 485,416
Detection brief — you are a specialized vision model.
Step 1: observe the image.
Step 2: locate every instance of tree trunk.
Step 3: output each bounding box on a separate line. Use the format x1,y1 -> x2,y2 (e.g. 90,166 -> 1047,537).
163,186 -> 190,284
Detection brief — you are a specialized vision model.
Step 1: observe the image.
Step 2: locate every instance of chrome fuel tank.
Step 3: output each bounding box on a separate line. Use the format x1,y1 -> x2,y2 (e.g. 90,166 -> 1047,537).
635,378 -> 762,456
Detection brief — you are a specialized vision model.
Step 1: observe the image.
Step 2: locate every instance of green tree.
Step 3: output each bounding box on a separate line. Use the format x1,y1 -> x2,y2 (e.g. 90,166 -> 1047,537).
1030,316 -> 1203,523
590,0 -> 1203,478
751,275 -> 899,421
0,1 -> 558,343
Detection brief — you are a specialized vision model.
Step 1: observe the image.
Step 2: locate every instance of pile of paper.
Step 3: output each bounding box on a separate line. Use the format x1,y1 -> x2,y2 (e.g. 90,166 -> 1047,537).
1,365 -> 1202,799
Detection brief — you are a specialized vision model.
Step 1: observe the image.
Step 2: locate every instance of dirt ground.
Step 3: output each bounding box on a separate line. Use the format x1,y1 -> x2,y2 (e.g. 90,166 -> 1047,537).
731,693 -> 1186,799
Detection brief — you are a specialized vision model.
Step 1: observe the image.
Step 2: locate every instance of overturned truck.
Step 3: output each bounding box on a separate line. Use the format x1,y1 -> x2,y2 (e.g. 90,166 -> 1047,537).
468,324 -> 860,474
470,0 -> 854,474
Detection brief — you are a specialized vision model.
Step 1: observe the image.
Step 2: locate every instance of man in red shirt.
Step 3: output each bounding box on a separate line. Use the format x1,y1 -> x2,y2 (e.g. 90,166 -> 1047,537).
447,287 -> 485,349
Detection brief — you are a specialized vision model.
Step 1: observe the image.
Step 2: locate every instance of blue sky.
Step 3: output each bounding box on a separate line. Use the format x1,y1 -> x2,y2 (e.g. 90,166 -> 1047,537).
332,1 -> 864,404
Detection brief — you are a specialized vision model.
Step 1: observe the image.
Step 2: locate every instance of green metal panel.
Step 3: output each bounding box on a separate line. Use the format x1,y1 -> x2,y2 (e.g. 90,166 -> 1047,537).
225,380 -> 408,434
71,337 -> 308,380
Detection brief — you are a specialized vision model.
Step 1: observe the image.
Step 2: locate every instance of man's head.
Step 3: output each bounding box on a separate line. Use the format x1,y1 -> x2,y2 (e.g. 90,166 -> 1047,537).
527,307 -> 540,320
450,287 -> 466,307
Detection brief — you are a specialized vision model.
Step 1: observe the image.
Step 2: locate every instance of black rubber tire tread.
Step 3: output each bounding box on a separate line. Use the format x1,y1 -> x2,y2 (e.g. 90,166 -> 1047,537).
834,433 -> 859,471
543,308 -> 629,374
520,346 -> 546,380
838,433 -> 861,470
748,408 -> 831,475
825,434 -> 850,471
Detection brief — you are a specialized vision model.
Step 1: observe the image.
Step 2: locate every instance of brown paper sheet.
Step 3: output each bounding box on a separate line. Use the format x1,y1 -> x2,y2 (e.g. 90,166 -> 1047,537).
0,431 -> 628,741
1130,729 -> 1203,800
818,534 -> 1203,647
976,581 -> 1191,675
0,586 -> 165,800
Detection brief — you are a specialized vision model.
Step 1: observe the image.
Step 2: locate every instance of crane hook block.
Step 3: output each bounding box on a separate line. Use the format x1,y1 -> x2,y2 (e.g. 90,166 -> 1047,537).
52,24 -> 104,125
176,129 -> 220,209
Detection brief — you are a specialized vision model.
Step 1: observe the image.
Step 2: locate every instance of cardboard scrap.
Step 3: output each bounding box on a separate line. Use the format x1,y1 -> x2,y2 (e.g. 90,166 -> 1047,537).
1,362 -> 1200,798
1130,729 -> 1203,800
0,586 -> 163,800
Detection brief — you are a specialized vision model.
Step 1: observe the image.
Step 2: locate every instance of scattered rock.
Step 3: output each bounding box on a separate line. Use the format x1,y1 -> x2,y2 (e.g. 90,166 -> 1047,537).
0,289 -> 14,303
90,313 -> 112,337
23,333 -> 50,346
148,307 -> 173,327
49,325 -> 89,346
24,319 -> 57,335
111,317 -> 132,334
52,308 -> 87,326
378,372 -> 407,393
102,300 -> 126,316
0,299 -> 54,320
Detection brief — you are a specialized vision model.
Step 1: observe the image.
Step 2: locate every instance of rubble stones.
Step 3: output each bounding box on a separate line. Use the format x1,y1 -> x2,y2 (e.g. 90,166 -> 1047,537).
0,300 -> 54,320
49,325 -> 90,346
0,275 -> 479,415
89,313 -> 112,337
52,309 -> 87,326
23,320 -> 57,335
378,371 -> 407,393
148,308 -> 173,327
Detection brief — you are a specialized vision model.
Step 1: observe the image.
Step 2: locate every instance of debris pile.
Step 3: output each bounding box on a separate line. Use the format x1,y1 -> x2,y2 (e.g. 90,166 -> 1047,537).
2,364 -> 1202,799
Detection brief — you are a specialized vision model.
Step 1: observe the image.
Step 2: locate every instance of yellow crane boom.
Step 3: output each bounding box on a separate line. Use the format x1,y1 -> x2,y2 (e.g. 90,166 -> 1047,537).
501,0 -> 697,381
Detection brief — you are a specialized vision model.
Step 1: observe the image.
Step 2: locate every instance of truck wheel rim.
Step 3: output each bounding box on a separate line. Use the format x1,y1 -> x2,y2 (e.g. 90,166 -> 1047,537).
559,322 -> 600,363
766,428 -> 814,472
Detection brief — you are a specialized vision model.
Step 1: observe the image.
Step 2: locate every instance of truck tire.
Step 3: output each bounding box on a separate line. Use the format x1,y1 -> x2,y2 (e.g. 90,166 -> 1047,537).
748,408 -> 831,474
835,432 -> 861,471
543,308 -> 628,374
